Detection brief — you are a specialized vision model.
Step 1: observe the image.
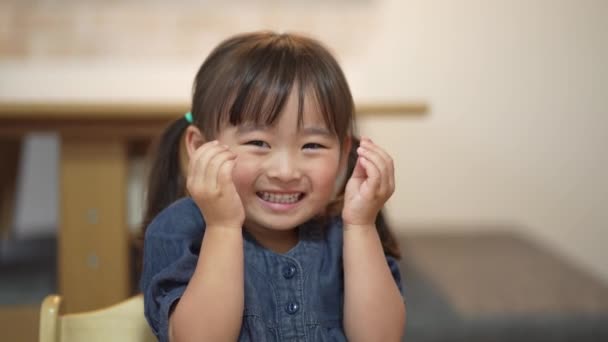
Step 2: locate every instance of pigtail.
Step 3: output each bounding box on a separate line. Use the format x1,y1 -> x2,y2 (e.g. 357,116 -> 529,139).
133,117 -> 190,288
142,117 -> 191,231
328,136 -> 402,259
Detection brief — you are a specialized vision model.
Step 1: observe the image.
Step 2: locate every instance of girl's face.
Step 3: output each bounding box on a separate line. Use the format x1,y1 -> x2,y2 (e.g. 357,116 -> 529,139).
216,91 -> 349,235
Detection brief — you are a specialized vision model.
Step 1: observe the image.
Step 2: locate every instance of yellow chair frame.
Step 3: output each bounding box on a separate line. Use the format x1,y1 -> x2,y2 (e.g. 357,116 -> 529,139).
39,294 -> 156,342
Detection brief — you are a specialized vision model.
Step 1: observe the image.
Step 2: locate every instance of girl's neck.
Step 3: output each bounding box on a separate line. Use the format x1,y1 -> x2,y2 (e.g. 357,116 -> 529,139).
244,224 -> 300,254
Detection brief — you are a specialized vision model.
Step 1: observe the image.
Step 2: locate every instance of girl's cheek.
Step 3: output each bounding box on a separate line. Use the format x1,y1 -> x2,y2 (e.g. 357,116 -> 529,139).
231,157 -> 257,190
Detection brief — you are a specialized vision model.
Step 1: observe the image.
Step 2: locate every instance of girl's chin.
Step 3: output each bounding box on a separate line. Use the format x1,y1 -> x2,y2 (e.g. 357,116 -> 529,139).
245,219 -> 302,232
243,197 -> 329,231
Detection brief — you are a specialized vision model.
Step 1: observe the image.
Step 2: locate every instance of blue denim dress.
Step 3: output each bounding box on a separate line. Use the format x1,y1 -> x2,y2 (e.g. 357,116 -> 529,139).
141,198 -> 404,342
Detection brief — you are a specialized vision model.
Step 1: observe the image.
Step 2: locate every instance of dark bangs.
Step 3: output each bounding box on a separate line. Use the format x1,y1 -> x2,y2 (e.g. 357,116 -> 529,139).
191,32 -> 354,142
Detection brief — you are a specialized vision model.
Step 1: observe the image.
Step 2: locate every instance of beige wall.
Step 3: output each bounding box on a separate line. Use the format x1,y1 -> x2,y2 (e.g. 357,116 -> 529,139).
355,0 -> 608,283
2,0 -> 607,281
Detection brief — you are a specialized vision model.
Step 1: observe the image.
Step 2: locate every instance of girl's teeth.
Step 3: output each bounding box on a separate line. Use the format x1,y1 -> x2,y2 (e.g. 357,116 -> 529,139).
259,192 -> 301,204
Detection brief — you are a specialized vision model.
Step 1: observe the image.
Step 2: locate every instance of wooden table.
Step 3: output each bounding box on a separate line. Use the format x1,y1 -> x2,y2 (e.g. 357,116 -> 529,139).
0,101 -> 427,313
0,103 -> 182,313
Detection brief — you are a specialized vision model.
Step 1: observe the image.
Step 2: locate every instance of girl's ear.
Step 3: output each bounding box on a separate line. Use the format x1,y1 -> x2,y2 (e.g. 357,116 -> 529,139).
184,125 -> 206,158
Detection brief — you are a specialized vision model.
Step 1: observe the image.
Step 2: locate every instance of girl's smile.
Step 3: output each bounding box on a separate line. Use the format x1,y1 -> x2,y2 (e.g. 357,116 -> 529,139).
257,195 -> 303,212
257,191 -> 305,206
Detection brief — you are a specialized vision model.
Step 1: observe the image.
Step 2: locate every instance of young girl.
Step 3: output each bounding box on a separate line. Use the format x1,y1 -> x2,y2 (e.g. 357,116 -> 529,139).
140,31 -> 406,342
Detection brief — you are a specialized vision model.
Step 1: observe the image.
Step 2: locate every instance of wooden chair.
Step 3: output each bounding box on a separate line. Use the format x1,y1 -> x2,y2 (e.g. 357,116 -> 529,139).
39,294 -> 156,342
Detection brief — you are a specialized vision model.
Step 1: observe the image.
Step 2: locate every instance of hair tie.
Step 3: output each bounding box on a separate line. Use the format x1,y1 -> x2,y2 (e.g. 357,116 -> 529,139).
184,111 -> 193,124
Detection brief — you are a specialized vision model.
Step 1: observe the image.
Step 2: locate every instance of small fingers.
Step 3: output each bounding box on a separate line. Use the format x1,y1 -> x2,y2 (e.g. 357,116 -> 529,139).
359,138 -> 395,194
188,141 -> 226,193
360,138 -> 394,172
188,140 -> 219,181
357,148 -> 389,195
357,155 -> 381,196
350,156 -> 367,179
205,147 -> 236,191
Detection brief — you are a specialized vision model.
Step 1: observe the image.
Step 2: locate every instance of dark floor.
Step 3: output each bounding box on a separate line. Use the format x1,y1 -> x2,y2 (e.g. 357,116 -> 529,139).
399,233 -> 608,342
0,236 -> 56,342
0,235 -> 56,306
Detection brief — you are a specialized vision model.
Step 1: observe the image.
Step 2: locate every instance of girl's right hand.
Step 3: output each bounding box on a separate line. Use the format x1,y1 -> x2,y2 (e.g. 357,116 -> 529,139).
187,140 -> 245,230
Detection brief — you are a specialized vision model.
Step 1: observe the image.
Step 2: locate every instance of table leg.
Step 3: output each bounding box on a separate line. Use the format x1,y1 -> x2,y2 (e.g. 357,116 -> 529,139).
59,138 -> 131,313
0,139 -> 21,240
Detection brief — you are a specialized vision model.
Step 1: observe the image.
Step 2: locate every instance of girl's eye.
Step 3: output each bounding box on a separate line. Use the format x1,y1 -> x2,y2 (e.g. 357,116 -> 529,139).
303,143 -> 326,150
245,140 -> 270,148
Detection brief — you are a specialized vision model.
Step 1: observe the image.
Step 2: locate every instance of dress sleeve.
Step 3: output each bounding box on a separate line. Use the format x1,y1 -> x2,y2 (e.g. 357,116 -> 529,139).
386,255 -> 405,297
139,198 -> 205,342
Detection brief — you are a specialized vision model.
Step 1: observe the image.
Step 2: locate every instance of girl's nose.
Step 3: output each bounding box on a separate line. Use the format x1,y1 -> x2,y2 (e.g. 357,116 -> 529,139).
267,152 -> 302,182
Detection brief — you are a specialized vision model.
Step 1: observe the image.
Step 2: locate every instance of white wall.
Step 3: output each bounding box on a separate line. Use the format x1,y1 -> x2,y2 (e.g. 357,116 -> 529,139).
3,0 -> 607,281
353,0 -> 608,282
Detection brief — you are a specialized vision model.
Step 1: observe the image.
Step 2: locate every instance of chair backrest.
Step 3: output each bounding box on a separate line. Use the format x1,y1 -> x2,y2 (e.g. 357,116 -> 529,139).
39,294 -> 156,342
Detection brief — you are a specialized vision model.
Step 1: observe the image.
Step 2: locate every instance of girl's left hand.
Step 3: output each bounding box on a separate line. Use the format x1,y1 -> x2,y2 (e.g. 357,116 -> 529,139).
342,137 -> 395,227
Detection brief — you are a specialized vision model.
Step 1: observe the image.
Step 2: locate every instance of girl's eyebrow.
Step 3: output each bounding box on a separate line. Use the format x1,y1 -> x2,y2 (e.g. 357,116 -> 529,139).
236,124 -> 331,137
301,126 -> 332,137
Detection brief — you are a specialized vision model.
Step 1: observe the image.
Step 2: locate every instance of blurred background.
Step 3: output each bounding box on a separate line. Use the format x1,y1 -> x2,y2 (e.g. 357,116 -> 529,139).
1,0 -> 607,341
